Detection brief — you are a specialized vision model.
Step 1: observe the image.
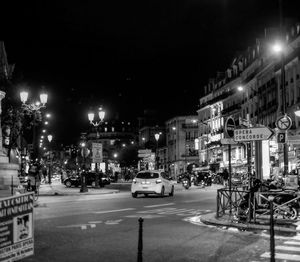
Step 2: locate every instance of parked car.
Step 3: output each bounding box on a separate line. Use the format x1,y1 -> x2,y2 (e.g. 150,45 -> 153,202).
131,170 -> 174,198
64,172 -> 110,188
231,173 -> 243,187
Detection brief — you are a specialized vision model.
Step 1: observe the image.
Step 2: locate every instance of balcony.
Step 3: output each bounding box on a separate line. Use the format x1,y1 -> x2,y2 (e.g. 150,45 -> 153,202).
221,104 -> 241,116
182,123 -> 199,129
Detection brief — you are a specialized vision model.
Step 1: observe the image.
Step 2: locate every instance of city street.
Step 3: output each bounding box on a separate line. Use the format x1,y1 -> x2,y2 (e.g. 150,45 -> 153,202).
21,185 -> 276,262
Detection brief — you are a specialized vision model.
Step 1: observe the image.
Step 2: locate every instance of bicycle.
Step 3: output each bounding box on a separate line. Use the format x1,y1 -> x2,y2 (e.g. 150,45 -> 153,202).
26,177 -> 40,201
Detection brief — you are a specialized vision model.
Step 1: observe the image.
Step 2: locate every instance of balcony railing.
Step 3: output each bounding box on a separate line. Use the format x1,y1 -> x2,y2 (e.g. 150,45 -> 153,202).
221,104 -> 241,116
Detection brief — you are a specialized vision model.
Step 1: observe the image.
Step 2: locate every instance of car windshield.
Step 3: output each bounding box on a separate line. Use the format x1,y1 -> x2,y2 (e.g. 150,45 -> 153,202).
136,172 -> 159,179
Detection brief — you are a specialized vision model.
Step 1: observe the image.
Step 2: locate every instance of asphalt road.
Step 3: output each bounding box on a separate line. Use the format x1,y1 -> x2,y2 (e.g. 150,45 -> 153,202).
21,185 -> 278,262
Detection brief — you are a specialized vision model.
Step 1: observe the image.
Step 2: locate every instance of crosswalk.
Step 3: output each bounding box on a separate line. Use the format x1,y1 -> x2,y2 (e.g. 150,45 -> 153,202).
259,234 -> 300,261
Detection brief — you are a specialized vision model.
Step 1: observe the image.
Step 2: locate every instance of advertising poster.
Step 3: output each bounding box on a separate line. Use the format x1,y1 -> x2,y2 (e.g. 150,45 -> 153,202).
0,193 -> 34,262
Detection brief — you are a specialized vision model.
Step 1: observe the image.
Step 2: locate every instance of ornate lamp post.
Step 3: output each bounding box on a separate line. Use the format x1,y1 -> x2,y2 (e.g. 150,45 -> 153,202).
272,42 -> 289,176
154,133 -> 160,170
47,134 -> 53,184
88,107 -> 105,188
80,141 -> 89,193
20,90 -> 48,160
88,107 -> 105,137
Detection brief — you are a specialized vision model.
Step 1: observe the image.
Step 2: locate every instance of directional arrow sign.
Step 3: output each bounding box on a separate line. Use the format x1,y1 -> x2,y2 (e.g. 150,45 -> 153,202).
234,127 -> 274,142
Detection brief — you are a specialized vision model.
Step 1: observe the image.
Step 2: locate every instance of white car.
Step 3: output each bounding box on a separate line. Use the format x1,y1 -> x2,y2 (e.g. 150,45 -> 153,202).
131,170 -> 174,198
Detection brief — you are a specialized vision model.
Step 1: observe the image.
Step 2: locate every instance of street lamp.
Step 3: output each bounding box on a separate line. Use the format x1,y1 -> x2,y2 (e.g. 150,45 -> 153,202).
47,134 -> 53,184
87,107 -> 105,188
20,90 -> 48,160
272,41 -> 289,176
80,141 -> 89,193
154,133 -> 160,169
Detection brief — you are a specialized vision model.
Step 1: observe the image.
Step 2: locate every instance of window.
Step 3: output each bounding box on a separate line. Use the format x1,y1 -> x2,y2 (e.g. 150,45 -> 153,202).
136,172 -> 159,179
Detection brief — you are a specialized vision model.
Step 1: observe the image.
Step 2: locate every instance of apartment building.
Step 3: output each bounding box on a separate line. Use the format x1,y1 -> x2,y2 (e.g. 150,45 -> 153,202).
165,116 -> 199,178
198,22 -> 300,178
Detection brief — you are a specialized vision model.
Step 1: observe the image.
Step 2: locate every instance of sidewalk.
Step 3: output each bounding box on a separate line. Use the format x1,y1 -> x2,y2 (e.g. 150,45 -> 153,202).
38,180 -> 120,196
200,212 -> 300,233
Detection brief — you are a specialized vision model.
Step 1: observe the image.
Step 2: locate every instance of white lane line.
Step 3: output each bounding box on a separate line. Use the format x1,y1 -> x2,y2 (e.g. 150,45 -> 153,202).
261,252 -> 300,261
138,208 -> 175,214
105,219 -> 123,225
158,209 -> 196,215
276,245 -> 300,252
285,241 -> 300,246
125,214 -> 164,219
292,235 -> 300,240
94,208 -> 135,214
144,203 -> 175,208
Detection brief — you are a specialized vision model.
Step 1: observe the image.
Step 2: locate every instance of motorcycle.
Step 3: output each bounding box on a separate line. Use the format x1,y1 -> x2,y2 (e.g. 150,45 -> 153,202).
237,179 -> 299,222
182,177 -> 190,189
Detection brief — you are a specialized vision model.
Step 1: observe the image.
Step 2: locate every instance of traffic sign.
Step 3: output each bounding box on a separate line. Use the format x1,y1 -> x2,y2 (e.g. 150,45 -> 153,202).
220,138 -> 238,145
276,115 -> 292,131
234,127 -> 274,142
138,149 -> 151,154
92,143 -> 102,163
138,153 -> 151,158
224,117 -> 235,138
277,132 -> 286,143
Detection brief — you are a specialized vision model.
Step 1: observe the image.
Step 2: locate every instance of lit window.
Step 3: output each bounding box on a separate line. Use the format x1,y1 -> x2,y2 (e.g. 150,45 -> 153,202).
105,127 -> 107,132
112,127 -> 115,132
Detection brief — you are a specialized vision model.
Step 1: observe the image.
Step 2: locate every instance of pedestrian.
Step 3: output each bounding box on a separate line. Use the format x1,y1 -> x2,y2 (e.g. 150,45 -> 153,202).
223,168 -> 229,188
114,171 -> 119,183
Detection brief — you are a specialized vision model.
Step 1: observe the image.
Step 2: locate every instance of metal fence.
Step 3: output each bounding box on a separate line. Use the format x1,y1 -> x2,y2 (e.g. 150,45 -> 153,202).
216,187 -> 300,222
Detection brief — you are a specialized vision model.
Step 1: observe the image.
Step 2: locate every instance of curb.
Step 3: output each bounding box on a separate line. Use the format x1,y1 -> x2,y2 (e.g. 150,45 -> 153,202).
38,189 -> 120,196
200,213 -> 300,233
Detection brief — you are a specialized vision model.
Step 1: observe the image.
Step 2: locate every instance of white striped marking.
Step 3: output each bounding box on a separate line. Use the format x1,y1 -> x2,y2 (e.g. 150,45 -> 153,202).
292,234 -> 300,240
94,208 -> 135,214
144,203 -> 175,208
285,241 -> 300,246
261,252 -> 300,261
276,245 -> 300,252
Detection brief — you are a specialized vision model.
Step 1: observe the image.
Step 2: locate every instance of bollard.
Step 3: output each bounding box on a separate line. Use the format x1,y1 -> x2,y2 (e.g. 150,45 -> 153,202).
268,195 -> 275,262
137,217 -> 144,262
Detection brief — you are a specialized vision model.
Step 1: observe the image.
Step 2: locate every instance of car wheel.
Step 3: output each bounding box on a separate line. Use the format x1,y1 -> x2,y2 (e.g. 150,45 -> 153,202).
169,186 -> 174,196
160,187 -> 165,197
132,192 -> 138,198
65,181 -> 72,188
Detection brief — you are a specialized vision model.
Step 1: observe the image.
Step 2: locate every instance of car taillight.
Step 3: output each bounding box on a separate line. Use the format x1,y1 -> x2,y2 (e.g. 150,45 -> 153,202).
133,179 -> 137,184
156,179 -> 162,184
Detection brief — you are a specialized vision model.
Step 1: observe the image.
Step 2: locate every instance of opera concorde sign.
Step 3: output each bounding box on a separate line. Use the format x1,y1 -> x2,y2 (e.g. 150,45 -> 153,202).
234,127 -> 274,142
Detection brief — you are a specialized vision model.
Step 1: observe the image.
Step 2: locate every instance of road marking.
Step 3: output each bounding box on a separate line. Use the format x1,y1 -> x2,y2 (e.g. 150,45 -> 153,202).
261,252 -> 300,261
276,245 -> 300,252
125,214 -> 164,219
57,224 -> 94,230
285,241 -> 300,246
144,203 -> 175,208
105,219 -> 123,225
292,235 -> 300,240
138,208 -> 175,214
94,208 -> 135,214
88,221 -> 103,224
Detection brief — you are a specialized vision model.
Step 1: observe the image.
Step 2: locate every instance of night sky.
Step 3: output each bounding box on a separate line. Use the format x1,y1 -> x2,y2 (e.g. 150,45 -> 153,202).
1,0 -> 300,144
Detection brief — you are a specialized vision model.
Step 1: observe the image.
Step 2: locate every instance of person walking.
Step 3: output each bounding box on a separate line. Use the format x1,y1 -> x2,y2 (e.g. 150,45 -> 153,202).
223,168 -> 229,188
